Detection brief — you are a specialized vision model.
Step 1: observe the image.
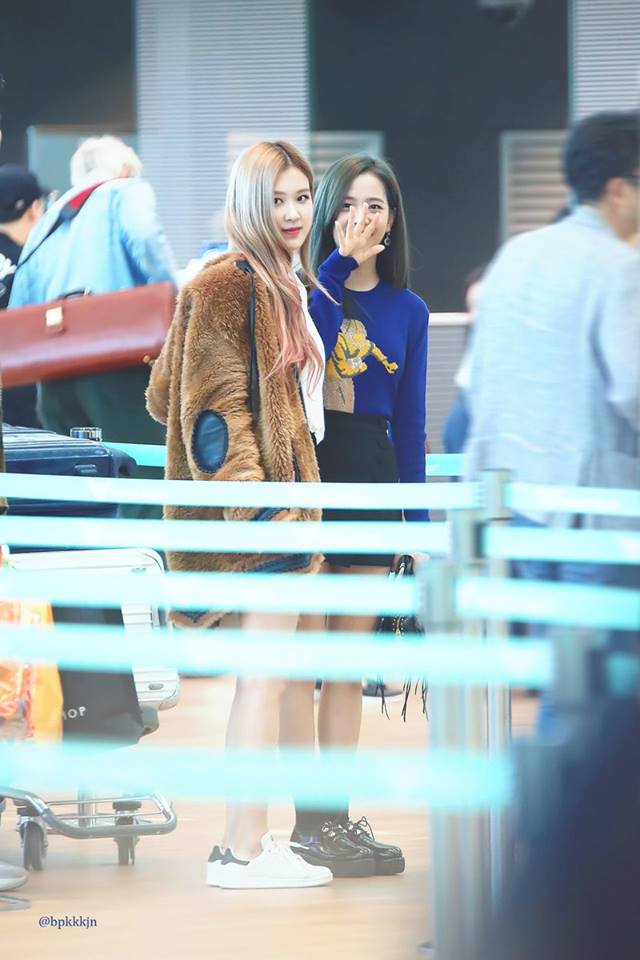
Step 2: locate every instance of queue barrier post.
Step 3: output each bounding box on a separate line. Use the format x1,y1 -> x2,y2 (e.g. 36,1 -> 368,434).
419,554 -> 491,960
478,471 -> 514,910
421,472 -> 515,957
451,508 -> 494,953
419,559 -> 462,959
510,626 -> 598,849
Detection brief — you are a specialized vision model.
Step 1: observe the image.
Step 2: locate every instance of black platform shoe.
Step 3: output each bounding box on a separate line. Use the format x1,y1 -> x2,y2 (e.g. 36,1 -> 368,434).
337,817 -> 405,875
290,820 -> 375,878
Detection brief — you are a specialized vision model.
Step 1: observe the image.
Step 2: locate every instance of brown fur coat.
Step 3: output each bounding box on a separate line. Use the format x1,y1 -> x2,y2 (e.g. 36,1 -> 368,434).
146,254 -> 322,626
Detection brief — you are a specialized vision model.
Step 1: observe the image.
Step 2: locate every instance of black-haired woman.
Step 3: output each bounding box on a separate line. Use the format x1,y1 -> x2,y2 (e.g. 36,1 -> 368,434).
280,155 -> 430,878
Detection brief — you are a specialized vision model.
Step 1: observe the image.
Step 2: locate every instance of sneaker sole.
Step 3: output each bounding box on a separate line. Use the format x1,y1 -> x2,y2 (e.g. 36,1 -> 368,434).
373,856 -> 405,876
0,875 -> 28,892
293,850 -> 375,879
207,872 -> 332,889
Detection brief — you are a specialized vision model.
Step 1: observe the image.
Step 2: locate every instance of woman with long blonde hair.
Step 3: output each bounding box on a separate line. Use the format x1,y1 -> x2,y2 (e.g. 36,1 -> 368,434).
147,141 -> 331,888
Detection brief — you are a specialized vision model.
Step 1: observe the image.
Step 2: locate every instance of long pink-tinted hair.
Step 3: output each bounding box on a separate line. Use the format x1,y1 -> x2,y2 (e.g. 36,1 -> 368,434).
224,140 -> 323,384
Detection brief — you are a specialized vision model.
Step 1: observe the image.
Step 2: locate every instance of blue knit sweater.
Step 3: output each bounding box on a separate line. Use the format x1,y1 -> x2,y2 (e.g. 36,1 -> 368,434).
309,249 -> 429,522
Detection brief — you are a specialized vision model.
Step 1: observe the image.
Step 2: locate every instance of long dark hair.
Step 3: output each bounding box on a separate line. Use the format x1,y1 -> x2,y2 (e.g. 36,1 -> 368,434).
309,154 -> 410,289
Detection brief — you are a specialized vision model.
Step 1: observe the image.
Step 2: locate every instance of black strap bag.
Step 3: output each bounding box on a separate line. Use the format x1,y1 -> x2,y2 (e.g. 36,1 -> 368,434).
375,555 -> 427,721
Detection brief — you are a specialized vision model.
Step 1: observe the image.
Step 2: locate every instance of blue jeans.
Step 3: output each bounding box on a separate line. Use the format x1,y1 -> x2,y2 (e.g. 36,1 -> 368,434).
510,516 -> 639,737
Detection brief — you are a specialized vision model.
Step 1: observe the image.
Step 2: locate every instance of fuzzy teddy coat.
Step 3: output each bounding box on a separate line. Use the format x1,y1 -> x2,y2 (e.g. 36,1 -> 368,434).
146,254 -> 322,627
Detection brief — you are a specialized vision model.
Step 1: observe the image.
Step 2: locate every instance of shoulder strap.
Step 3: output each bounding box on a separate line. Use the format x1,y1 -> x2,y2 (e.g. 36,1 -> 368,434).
235,259 -> 260,426
16,181 -> 106,272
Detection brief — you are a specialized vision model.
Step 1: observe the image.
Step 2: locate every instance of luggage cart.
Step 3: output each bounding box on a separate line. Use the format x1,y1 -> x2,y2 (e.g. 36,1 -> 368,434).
0,785 -> 176,869
0,548 -> 180,871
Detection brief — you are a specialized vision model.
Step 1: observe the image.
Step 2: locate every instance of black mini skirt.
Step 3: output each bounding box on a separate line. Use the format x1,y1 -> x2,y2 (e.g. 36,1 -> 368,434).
317,410 -> 401,568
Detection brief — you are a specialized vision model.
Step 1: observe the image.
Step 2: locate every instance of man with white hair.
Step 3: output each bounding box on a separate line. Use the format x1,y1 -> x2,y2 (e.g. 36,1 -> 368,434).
69,135 -> 142,186
8,136 -> 176,517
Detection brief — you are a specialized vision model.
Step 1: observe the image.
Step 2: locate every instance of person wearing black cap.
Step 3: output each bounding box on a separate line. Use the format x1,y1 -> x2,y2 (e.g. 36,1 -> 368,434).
0,164 -> 46,309
0,164 -> 46,427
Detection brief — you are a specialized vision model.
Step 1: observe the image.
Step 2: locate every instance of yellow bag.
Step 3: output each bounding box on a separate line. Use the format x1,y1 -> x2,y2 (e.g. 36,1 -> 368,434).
0,660 -> 31,739
0,599 -> 63,742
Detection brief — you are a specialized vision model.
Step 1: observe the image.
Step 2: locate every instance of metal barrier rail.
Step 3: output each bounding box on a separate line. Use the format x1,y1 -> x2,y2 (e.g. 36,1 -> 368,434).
0,473 -> 478,510
484,525 -> 640,565
1,471 -> 638,518
0,515 -> 450,554
107,442 -> 466,477
0,570 -> 636,628
104,441 -> 640,516
507,481 -> 640,518
0,743 -> 513,810
0,624 -> 553,688
0,570 -> 417,615
1,515 -> 638,564
1,625 -> 636,691
457,575 -> 640,630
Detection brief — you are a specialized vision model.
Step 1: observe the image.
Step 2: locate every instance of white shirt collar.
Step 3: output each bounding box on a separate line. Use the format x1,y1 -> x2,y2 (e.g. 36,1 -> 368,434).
295,275 -> 326,443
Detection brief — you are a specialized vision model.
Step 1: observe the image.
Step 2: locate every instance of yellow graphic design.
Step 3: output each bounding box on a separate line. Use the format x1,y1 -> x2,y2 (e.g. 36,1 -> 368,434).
326,318 -> 398,380
324,317 -> 399,414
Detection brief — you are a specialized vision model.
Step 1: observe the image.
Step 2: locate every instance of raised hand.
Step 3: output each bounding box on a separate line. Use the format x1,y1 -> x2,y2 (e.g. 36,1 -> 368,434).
335,203 -> 386,265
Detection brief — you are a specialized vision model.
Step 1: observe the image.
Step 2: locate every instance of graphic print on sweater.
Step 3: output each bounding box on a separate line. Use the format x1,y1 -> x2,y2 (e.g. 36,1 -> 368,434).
324,317 -> 398,412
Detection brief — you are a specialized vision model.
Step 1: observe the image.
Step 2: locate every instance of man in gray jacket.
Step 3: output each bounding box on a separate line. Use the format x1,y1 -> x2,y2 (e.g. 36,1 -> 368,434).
466,111 -> 639,524
465,111 -> 639,730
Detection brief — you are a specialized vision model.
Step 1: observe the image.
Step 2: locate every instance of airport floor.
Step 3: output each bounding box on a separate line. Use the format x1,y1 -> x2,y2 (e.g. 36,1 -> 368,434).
1,677 -> 537,960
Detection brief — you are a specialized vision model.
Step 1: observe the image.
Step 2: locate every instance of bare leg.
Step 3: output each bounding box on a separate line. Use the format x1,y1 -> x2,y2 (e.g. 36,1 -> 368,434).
222,610 -> 299,860
279,601 -> 328,749
278,678 -> 317,747
280,564 -> 388,834
278,604 -> 327,835
318,565 -> 389,752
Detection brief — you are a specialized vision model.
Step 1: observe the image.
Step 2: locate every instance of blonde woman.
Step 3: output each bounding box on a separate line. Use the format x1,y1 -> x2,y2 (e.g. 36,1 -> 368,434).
146,141 -> 331,889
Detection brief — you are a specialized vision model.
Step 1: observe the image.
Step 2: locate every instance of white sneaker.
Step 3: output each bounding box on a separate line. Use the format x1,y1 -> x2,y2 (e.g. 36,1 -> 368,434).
0,862 -> 28,892
206,832 -> 333,889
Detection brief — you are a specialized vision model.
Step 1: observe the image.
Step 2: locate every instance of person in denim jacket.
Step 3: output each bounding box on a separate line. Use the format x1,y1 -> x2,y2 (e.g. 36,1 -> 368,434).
8,136 -> 176,518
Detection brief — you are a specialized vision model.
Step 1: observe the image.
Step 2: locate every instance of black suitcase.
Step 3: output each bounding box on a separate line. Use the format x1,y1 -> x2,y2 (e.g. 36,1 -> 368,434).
1,424 -> 136,518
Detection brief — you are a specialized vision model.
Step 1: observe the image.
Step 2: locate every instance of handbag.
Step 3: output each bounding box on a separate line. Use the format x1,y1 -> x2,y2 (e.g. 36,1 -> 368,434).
0,282 -> 176,387
0,180 -> 177,387
375,554 -> 427,721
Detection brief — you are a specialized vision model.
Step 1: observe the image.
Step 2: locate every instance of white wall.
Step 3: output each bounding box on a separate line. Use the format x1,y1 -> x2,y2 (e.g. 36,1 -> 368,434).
571,0 -> 640,120
136,0 -> 309,265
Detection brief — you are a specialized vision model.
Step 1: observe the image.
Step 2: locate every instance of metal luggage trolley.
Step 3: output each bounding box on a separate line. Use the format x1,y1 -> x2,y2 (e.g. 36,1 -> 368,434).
0,785 -> 176,870
0,548 -> 179,871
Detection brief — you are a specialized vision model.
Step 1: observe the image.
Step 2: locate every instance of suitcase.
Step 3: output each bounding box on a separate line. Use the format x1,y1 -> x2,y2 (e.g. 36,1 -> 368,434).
2,424 -> 136,518
8,548 -> 180,711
